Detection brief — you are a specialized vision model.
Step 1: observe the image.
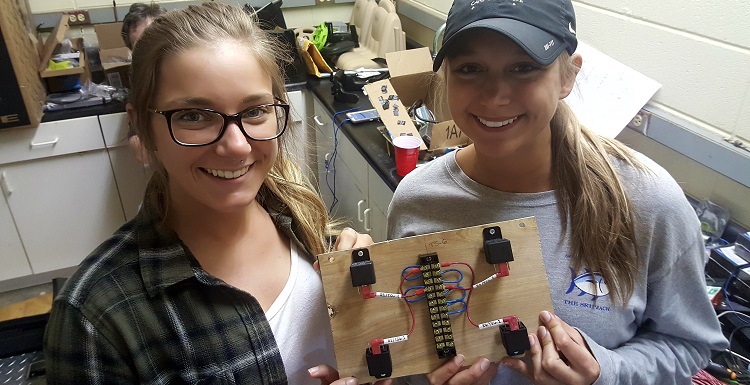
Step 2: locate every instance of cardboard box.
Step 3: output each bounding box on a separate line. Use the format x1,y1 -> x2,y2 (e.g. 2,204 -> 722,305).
38,15 -> 89,93
94,22 -> 130,88
363,47 -> 471,152
0,0 -> 45,129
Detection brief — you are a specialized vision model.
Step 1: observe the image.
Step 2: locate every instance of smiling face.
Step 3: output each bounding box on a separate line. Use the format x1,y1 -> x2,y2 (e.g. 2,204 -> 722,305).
445,29 -> 577,162
149,40 -> 279,215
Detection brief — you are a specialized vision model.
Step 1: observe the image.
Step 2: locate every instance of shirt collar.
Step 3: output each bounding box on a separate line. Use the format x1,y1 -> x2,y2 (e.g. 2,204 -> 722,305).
135,186 -> 310,298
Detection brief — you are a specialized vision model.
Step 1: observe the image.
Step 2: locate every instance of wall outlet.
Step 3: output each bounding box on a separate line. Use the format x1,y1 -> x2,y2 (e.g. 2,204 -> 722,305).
65,10 -> 91,26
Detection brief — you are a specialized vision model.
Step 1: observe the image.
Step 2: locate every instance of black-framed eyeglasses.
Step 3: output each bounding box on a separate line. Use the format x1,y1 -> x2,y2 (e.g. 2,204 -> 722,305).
148,102 -> 290,147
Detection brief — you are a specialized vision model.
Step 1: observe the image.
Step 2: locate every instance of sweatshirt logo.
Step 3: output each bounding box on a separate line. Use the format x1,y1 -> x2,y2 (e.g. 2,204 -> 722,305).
566,268 -> 610,299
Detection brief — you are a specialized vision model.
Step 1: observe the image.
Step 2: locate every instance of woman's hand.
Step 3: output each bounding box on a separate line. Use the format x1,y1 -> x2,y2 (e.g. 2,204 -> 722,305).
425,354 -> 498,385
308,364 -> 392,385
333,227 -> 374,251
501,311 -> 600,385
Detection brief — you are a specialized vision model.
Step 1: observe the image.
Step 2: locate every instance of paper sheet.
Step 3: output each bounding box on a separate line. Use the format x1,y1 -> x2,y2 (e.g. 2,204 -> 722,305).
564,41 -> 662,138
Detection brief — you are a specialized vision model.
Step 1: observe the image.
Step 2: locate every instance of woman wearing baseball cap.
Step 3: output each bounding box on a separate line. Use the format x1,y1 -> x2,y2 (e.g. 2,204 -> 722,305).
388,0 -> 727,384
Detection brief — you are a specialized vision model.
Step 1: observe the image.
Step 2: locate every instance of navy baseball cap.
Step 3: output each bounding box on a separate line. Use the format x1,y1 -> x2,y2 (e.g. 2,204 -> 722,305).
433,0 -> 578,71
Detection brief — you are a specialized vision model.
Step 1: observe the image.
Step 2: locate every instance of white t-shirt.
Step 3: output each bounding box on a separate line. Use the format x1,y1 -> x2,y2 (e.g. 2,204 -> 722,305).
266,241 -> 337,384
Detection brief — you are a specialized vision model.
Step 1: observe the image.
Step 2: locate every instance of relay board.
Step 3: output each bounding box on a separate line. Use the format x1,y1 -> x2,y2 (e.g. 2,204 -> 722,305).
318,217 -> 553,381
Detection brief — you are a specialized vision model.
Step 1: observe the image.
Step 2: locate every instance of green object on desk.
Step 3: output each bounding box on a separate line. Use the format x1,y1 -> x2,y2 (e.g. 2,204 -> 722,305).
311,22 -> 328,50
47,59 -> 71,70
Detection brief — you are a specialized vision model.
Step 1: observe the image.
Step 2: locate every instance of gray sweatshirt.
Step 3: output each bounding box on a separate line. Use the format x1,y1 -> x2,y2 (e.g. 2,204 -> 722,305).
387,150 -> 728,385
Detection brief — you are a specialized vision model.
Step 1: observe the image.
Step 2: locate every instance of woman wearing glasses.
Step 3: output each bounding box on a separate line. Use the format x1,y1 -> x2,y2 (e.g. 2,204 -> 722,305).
43,4 -> 374,384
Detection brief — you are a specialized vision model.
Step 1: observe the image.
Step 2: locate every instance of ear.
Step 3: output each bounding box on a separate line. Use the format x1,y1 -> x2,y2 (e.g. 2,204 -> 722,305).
559,53 -> 583,99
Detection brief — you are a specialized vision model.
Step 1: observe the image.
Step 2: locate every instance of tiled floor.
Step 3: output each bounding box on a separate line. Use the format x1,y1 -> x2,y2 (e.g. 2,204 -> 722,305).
0,284 -> 53,309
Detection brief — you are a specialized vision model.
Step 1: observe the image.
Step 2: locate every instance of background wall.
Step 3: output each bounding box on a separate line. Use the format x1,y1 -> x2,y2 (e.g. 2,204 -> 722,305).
27,0 -> 354,29
398,0 -> 750,228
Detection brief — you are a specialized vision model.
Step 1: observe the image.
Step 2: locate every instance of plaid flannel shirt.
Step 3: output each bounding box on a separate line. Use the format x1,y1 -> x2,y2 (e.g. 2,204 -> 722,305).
43,191 -> 309,384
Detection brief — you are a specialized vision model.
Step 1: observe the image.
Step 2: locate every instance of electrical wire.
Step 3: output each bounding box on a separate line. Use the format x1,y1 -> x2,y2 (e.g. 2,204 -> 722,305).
325,103 -> 368,214
728,325 -> 750,371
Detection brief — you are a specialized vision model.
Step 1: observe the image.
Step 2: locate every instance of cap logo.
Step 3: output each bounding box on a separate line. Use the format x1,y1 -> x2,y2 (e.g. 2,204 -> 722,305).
569,22 -> 576,34
470,0 -> 487,10
544,40 -> 555,51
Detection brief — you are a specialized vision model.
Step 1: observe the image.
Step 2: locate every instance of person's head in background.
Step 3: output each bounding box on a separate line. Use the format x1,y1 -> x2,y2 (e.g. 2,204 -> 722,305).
121,2 -> 166,50
127,3 -> 329,254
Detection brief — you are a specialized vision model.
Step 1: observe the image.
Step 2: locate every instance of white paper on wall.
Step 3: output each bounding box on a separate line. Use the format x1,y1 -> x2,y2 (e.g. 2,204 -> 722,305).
564,41 -> 662,138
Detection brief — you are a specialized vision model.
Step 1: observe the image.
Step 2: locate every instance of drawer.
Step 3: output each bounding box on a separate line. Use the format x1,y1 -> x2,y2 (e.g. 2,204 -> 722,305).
99,112 -> 129,148
0,116 -> 105,165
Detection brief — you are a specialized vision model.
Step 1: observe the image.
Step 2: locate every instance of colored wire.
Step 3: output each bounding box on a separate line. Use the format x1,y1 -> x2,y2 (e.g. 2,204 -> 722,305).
398,271 -> 418,337
444,262 -> 479,327
441,268 -> 464,284
446,288 -> 467,315
402,265 -> 422,281
403,286 -> 426,303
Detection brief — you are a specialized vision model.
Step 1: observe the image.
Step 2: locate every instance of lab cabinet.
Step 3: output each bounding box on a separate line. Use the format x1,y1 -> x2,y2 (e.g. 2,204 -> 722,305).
0,196 -> 30,281
312,96 -> 394,242
286,90 -> 313,180
99,112 -> 152,221
0,116 -> 125,276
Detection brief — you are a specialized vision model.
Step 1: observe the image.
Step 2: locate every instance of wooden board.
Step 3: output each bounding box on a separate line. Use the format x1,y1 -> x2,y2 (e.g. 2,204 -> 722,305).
318,217 -> 552,381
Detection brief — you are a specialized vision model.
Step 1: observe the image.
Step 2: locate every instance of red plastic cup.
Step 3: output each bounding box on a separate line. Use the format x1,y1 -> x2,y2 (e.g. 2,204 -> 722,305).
392,135 -> 421,176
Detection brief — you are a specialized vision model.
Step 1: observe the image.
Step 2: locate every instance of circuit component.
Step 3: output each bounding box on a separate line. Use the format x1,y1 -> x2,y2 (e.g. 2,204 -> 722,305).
419,253 -> 457,359
499,316 -> 530,356
483,226 -> 514,264
366,343 -> 392,378
350,248 -> 376,287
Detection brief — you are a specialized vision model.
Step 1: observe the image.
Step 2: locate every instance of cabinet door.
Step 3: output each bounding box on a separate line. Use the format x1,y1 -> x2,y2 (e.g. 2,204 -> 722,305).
335,132 -> 370,234
367,169 -> 394,242
3,151 -> 125,274
330,159 -> 368,234
99,113 -> 151,221
286,90 -> 312,179
0,189 -> 32,281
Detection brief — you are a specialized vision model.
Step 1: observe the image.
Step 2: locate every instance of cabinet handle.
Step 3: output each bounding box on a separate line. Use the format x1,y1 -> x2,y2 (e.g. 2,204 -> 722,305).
314,116 -> 325,126
363,208 -> 372,232
0,171 -> 11,196
30,137 -> 59,148
357,199 -> 366,222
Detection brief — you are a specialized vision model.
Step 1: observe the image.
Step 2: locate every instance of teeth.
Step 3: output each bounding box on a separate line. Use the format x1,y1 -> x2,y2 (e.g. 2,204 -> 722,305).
204,166 -> 249,179
478,116 -> 518,128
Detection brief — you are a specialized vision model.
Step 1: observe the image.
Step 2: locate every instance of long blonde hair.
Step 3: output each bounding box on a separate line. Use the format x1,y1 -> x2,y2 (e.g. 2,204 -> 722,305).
439,52 -> 645,305
129,3 -> 331,256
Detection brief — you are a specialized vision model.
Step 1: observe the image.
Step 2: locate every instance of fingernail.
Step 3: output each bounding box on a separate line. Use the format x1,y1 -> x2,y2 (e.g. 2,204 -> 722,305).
307,366 -> 318,375
540,311 -> 552,322
346,379 -> 357,385
480,358 -> 490,371
539,326 -> 548,338
528,334 -> 536,346
454,354 -> 465,366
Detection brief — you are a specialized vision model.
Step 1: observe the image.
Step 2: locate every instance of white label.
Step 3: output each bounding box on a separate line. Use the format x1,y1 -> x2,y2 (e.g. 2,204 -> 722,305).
478,319 -> 505,329
375,292 -> 402,298
384,335 -> 408,344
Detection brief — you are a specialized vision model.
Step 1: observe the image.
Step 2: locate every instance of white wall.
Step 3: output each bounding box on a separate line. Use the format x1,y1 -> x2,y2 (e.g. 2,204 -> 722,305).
27,0 -> 354,29
398,0 -> 750,227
